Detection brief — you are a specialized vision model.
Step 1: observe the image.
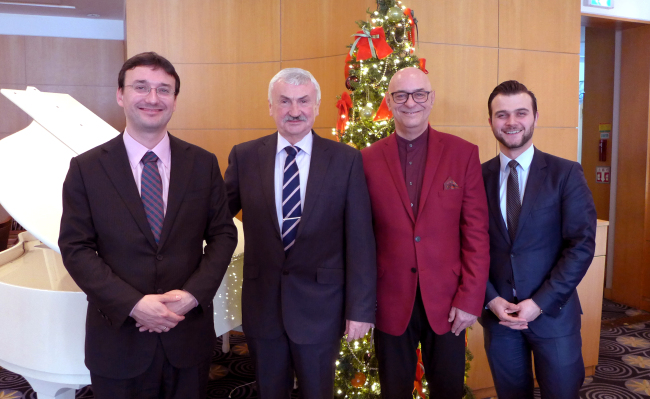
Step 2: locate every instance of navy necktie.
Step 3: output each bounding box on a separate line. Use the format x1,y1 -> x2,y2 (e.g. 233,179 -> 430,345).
282,146 -> 301,253
141,151 -> 164,245
506,160 -> 521,242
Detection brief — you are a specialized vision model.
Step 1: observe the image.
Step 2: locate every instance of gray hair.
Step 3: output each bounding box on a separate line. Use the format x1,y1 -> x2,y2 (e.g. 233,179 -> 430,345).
268,68 -> 321,105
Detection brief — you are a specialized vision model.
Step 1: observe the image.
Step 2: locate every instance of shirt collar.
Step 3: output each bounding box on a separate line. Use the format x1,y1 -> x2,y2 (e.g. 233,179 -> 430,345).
499,144 -> 535,172
276,131 -> 313,156
395,128 -> 428,148
123,130 -> 171,169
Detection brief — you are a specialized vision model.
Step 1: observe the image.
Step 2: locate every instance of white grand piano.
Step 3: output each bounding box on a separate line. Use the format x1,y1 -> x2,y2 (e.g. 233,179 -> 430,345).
0,87 -> 244,399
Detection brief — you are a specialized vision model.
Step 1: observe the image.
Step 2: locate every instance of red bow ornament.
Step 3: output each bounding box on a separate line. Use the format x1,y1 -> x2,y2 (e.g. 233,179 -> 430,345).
350,26 -> 393,61
373,96 -> 393,122
336,92 -> 353,132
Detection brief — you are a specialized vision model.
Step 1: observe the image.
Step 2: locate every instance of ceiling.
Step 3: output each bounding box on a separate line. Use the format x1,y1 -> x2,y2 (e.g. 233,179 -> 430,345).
0,0 -> 124,20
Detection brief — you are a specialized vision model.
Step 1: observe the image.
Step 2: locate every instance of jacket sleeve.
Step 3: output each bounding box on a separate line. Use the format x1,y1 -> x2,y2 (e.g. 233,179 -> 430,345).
531,163 -> 597,317
451,146 -> 491,317
224,145 -> 243,217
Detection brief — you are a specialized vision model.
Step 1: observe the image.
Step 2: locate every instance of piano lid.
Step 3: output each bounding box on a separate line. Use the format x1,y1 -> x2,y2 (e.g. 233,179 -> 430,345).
0,87 -> 119,253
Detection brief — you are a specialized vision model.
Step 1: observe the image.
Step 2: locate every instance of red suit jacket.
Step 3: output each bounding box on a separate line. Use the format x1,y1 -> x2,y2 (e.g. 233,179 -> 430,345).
361,126 -> 490,336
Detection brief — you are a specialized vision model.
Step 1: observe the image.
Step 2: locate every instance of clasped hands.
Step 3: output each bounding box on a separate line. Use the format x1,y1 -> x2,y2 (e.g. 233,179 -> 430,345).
487,296 -> 542,330
132,289 -> 197,333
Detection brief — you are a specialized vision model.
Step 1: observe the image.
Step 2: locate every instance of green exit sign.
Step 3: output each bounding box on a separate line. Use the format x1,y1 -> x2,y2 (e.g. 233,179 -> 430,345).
584,0 -> 614,9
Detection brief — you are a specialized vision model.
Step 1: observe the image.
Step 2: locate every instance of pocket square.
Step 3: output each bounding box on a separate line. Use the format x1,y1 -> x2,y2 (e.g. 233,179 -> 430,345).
444,177 -> 460,190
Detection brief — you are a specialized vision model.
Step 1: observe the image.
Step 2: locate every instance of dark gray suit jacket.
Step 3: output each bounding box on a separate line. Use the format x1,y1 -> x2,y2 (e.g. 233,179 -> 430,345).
480,148 -> 597,338
224,131 -> 376,344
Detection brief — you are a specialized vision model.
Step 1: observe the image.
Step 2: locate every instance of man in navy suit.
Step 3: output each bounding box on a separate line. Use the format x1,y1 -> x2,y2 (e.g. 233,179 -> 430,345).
480,80 -> 596,399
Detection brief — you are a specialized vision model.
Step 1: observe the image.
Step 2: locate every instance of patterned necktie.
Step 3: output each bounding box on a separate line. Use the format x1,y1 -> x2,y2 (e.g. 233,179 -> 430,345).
506,160 -> 521,242
282,146 -> 302,253
141,151 -> 164,245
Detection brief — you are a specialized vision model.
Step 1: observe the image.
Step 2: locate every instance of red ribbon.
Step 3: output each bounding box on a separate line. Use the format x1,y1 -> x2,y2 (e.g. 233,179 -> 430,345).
336,92 -> 353,131
344,53 -> 353,80
404,8 -> 417,45
419,58 -> 428,74
351,26 -> 393,61
373,96 -> 393,121
413,348 -> 426,397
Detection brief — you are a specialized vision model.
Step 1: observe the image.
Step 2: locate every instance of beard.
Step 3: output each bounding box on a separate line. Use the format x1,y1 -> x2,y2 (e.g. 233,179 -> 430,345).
495,125 -> 534,150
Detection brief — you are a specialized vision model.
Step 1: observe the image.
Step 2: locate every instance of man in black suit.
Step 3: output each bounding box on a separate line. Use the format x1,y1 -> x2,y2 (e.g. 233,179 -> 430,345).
480,80 -> 596,399
59,52 -> 237,399
224,68 -> 376,399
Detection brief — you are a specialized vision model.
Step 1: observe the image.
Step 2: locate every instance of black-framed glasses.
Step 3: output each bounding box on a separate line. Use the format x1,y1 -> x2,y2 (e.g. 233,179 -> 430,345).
125,84 -> 174,97
390,91 -> 431,104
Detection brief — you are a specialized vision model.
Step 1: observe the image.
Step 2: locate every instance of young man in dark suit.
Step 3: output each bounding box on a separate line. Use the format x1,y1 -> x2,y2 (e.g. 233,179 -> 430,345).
224,68 -> 376,399
58,52 -> 238,398
480,80 -> 597,399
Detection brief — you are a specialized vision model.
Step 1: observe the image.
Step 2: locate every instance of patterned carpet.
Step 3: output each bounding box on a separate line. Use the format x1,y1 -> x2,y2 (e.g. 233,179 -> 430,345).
1,299 -> 649,398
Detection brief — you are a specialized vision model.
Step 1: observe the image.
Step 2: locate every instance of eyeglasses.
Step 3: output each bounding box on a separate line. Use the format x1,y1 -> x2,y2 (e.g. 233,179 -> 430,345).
125,84 -> 174,97
390,91 -> 431,104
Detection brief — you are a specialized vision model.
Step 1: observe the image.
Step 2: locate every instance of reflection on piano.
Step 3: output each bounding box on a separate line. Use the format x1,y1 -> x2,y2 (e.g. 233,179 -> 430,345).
0,87 -> 244,399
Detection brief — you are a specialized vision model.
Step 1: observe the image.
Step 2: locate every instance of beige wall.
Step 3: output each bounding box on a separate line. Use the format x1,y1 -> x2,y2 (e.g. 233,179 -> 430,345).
125,0 -> 580,170
0,35 -> 125,141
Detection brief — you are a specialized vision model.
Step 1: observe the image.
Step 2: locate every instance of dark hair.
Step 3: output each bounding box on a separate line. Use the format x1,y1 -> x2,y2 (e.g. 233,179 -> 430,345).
118,52 -> 180,96
487,80 -> 537,117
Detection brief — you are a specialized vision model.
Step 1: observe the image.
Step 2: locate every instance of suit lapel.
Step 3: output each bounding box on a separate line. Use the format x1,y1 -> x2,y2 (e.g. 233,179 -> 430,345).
485,157 -> 511,244
258,133 -> 281,236
157,134 -> 192,249
99,134 -> 158,249
417,127 -> 444,216
295,131 -> 331,240
381,133 -> 415,223
515,147 -> 547,241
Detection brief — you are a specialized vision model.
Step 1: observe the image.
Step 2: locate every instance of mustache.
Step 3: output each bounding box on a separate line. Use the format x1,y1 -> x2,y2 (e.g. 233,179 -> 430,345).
284,115 -> 307,122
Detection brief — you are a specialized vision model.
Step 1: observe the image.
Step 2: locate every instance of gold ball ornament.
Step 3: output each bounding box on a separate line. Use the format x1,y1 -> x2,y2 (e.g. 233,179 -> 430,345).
351,371 -> 367,388
360,104 -> 374,120
387,6 -> 403,22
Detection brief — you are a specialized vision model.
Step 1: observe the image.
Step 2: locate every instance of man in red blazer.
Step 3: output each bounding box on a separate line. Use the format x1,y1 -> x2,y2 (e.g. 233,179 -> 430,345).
361,68 -> 490,398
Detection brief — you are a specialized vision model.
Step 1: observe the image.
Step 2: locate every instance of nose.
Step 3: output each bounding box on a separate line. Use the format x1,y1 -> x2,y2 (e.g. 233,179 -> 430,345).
404,93 -> 418,107
144,88 -> 160,103
289,101 -> 300,116
505,114 -> 517,126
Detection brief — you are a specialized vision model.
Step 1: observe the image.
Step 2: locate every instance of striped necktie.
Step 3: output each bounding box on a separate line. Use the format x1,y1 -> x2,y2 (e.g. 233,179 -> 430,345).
141,151 -> 164,245
282,146 -> 301,253
506,160 -> 521,242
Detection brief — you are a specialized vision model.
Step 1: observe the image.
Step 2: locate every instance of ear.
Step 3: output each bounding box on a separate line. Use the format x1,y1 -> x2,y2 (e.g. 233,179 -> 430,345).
488,117 -> 493,127
268,100 -> 273,116
116,87 -> 124,107
314,99 -> 321,117
430,90 -> 436,104
534,111 -> 539,128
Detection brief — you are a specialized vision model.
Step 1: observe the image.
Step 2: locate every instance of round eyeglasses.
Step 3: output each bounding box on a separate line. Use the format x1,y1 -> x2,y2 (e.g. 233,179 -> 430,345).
125,84 -> 174,97
390,91 -> 431,104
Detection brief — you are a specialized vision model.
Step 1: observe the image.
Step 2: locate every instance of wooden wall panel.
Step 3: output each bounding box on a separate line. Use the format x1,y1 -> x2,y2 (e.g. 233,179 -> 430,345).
416,43 -> 498,126
498,49 -> 579,129
126,0 -> 281,63
281,55 -> 346,131
0,35 -> 26,85
169,63 -> 280,130
408,0 -> 498,47
172,129 -> 271,172
533,128 -> 578,161
25,37 -> 123,86
281,0 -> 375,60
431,126 -> 498,163
499,0 -> 580,54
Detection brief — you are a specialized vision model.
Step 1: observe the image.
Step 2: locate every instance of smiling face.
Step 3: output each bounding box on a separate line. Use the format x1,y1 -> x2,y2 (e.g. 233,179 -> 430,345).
269,80 -> 320,144
117,66 -> 177,141
386,68 -> 435,139
489,92 -> 538,159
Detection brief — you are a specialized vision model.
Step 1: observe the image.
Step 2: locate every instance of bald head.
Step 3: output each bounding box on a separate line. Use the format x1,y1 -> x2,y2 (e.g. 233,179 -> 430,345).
387,67 -> 435,140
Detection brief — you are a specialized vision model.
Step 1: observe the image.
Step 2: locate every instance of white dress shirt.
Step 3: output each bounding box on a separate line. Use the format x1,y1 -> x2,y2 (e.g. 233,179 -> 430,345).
498,145 -> 535,230
274,132 -> 313,230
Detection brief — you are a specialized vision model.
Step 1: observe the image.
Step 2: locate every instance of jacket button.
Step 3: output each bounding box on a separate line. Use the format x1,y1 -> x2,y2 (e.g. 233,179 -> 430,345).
157,289 -> 163,294
156,255 -> 164,261
282,269 -> 289,275
415,236 -> 421,242
411,268 -> 417,273
510,254 -> 514,258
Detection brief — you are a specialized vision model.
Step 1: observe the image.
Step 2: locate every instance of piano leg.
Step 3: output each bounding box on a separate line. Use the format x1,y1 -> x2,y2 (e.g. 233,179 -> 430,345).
23,377 -> 85,399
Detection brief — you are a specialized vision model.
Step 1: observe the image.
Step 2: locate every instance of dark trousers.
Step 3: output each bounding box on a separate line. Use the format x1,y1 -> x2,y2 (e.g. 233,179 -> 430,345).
375,287 -> 466,399
483,325 -> 584,399
90,338 -> 210,399
247,332 -> 340,399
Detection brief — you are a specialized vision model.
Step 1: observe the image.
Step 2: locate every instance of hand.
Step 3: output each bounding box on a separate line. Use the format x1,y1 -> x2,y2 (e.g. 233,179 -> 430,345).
345,320 -> 374,342
487,296 -> 528,330
448,307 -> 477,336
516,299 -> 542,323
132,293 -> 184,333
164,289 -> 198,317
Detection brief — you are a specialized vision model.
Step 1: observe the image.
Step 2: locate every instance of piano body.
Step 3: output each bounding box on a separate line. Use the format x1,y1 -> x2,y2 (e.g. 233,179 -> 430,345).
0,87 -> 244,399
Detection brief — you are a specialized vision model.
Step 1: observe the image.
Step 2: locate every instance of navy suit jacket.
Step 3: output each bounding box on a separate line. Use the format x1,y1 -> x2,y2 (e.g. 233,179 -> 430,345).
480,147 -> 597,338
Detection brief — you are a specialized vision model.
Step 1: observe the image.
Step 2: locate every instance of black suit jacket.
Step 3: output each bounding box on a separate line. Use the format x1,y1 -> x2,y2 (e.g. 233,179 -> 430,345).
224,132 -> 376,345
59,133 -> 237,378
480,148 -> 596,338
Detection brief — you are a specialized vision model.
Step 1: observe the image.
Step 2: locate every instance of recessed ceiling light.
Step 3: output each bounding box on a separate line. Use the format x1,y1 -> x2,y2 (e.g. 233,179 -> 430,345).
87,14 -> 100,18
0,1 -> 75,9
